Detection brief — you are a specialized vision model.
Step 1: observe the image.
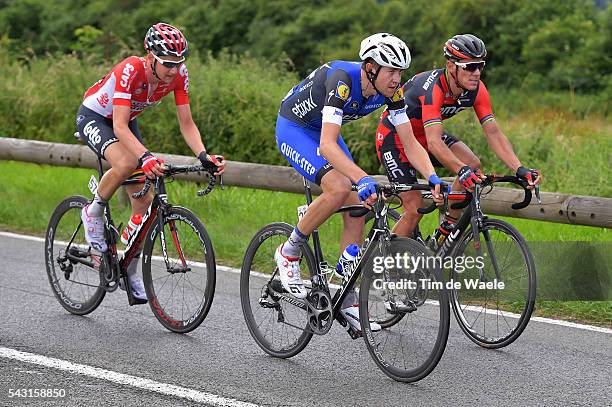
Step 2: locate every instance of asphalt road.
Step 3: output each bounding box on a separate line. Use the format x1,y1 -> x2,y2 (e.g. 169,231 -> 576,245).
0,233 -> 610,406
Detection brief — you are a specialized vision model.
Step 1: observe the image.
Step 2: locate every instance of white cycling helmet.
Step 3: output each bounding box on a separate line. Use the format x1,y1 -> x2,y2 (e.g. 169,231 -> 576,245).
359,33 -> 411,70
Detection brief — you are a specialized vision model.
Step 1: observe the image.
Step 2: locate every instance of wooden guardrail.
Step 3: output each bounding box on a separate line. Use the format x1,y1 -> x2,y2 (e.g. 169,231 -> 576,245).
1,137 -> 610,229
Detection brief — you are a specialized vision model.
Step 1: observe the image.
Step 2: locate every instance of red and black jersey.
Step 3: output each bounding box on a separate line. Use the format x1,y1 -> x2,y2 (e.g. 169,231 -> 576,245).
376,68 -> 495,153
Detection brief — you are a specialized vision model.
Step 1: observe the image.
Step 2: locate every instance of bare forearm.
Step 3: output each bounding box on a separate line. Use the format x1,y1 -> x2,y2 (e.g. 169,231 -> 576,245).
114,126 -> 147,158
486,128 -> 521,172
429,141 -> 464,173
396,126 -> 436,178
397,123 -> 435,179
422,125 -> 464,173
180,122 -> 206,156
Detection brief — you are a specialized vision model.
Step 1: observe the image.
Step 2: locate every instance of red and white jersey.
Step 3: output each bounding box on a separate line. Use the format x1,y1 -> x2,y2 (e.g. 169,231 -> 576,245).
82,56 -> 189,120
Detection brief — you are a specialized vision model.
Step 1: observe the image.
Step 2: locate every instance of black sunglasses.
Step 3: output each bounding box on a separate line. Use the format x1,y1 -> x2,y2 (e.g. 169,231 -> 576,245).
454,61 -> 486,72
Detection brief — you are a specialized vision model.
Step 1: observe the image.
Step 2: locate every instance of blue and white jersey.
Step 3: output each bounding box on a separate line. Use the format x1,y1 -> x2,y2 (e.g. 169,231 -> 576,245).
279,60 -> 408,131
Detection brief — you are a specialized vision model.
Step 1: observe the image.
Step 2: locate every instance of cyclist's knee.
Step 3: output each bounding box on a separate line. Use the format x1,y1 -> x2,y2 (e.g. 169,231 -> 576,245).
320,172 -> 352,204
113,160 -> 139,179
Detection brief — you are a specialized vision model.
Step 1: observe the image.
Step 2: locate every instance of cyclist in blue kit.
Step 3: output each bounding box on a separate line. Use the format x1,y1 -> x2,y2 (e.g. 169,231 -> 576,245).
274,33 -> 444,332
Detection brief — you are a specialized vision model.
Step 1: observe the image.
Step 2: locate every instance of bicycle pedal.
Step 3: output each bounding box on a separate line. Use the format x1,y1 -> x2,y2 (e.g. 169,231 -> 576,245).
346,326 -> 362,340
129,297 -> 148,306
104,280 -> 119,293
385,300 -> 417,314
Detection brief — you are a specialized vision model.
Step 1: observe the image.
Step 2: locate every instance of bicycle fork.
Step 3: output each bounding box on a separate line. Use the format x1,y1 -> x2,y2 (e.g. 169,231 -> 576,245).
470,186 -> 502,283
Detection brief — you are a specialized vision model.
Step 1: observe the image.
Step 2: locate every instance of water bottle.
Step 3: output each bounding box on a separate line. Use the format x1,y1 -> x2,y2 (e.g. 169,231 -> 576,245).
432,220 -> 454,246
121,214 -> 143,245
336,244 -> 360,278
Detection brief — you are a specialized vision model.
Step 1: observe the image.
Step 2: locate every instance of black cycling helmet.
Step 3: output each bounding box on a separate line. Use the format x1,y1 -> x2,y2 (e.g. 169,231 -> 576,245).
444,34 -> 486,61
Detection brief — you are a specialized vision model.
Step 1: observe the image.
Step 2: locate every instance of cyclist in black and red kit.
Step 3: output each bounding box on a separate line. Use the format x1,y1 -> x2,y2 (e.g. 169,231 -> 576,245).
376,34 -> 542,241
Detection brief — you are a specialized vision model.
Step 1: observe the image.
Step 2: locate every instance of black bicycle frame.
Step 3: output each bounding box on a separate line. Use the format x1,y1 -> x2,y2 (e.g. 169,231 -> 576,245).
432,183 -> 503,282
301,178 -> 391,316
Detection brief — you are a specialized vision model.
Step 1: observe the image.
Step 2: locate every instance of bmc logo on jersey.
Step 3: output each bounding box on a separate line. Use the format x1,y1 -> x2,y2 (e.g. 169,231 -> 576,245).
83,120 -> 101,146
440,106 -> 468,116
335,81 -> 350,100
120,63 -> 135,89
97,93 -> 109,108
423,71 -> 439,91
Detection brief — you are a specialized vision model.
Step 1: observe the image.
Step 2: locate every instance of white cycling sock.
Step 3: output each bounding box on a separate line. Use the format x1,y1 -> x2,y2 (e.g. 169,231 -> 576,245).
281,227 -> 307,258
87,193 -> 107,217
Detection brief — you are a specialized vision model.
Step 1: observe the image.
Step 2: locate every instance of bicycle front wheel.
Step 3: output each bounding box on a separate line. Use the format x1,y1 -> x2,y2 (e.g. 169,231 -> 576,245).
45,195 -> 106,315
142,206 -> 216,333
360,237 -> 450,382
240,222 -> 316,358
450,218 -> 536,348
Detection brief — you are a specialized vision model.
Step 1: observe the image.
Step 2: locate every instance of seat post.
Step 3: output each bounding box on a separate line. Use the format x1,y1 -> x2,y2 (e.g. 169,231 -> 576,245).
302,177 -> 325,266
96,157 -> 104,179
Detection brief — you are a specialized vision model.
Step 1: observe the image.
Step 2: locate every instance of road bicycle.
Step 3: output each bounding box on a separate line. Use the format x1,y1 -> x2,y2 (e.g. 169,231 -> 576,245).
45,158 -> 221,333
240,178 -> 450,382
376,175 -> 539,349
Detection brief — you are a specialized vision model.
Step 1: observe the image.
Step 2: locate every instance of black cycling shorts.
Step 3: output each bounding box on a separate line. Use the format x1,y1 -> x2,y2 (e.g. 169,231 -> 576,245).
76,104 -> 142,159
379,133 -> 459,184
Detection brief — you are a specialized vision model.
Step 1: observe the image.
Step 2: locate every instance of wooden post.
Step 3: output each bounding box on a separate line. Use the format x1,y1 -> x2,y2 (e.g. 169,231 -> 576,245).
0,137 -> 610,229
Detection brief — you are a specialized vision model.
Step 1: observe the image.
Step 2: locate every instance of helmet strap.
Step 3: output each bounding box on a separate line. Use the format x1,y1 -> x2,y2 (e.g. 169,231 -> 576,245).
150,59 -> 162,81
448,63 -> 468,95
363,62 -> 383,95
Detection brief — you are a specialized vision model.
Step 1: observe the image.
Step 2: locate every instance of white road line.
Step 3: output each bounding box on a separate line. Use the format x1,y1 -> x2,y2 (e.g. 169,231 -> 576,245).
0,347 -> 259,407
2,230 -> 610,334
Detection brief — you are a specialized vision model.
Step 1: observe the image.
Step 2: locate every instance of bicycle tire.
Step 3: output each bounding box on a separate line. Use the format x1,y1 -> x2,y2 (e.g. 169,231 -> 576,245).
44,195 -> 106,315
240,222 -> 316,358
360,236 -> 450,382
450,218 -> 536,348
365,208 -> 405,329
142,206 -> 216,333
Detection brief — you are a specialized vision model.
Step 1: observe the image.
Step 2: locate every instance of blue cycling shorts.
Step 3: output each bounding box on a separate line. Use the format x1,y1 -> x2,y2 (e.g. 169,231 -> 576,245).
275,115 -> 353,185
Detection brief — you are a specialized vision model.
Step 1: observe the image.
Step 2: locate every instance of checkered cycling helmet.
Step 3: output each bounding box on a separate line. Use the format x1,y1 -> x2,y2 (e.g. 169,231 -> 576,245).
444,34 -> 486,61
359,33 -> 411,69
144,23 -> 188,58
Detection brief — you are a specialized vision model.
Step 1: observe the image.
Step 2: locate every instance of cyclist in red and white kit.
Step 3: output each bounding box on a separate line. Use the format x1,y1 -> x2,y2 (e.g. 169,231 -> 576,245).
376,34 -> 541,241
76,23 -> 225,300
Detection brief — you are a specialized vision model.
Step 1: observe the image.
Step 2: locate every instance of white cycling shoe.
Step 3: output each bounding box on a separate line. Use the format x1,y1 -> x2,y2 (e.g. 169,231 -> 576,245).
274,244 -> 307,299
120,274 -> 147,302
81,205 -> 107,253
341,304 -> 382,332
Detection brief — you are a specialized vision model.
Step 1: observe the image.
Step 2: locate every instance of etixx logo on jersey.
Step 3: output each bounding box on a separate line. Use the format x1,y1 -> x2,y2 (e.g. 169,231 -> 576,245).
335,81 -> 350,101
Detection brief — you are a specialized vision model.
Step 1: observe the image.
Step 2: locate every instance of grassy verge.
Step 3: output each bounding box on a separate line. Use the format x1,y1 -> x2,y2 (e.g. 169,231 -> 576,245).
1,160 -> 609,327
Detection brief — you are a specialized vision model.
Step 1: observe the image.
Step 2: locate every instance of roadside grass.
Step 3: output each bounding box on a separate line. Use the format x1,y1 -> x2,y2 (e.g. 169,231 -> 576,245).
0,160 -> 609,327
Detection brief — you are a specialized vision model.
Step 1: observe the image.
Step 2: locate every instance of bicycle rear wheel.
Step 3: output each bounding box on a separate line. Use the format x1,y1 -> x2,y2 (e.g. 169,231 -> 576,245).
45,195 -> 106,315
450,218 -> 536,348
142,206 -> 216,333
240,222 -> 316,358
360,237 -> 449,382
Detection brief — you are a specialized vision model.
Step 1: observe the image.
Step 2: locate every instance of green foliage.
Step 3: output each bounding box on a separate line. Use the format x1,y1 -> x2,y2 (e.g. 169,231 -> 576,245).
0,46 -> 610,197
71,25 -> 104,57
0,0 -> 609,93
